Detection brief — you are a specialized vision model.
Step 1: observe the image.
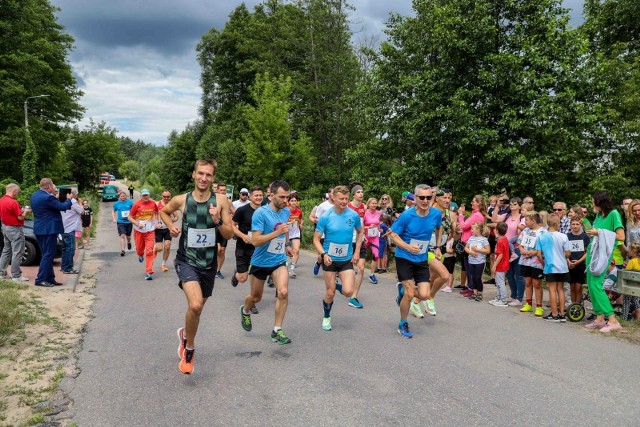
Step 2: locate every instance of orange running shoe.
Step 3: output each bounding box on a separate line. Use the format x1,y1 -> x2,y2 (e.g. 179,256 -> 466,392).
177,327 -> 186,359
161,265 -> 169,272
179,349 -> 194,374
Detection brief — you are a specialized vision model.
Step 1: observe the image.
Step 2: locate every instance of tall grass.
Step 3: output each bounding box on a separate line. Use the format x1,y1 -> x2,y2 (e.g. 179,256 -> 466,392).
0,280 -> 29,346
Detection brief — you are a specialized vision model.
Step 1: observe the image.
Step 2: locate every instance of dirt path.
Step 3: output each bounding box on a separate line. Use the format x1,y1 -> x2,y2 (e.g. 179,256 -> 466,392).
0,257 -> 98,425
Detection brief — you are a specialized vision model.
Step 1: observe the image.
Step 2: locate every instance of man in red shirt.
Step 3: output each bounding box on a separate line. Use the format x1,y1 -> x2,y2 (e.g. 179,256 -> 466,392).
0,183 -> 31,281
128,189 -> 159,280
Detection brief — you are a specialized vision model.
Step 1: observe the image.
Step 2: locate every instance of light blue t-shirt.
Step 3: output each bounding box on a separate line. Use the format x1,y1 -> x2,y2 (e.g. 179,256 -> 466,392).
391,207 -> 442,263
250,204 -> 291,268
113,199 -> 134,224
534,231 -> 570,274
316,207 -> 362,262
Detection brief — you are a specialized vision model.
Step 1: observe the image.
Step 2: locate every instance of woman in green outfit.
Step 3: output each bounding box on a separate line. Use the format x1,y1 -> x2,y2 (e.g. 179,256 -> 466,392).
584,192 -> 625,333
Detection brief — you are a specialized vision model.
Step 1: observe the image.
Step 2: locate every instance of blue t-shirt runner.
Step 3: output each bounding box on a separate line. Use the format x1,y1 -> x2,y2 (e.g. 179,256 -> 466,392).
250,204 -> 291,268
316,207 -> 362,262
113,199 -> 133,224
391,207 -> 442,263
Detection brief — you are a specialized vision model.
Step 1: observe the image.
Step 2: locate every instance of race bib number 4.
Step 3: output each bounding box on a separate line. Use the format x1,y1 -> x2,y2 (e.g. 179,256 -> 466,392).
267,237 -> 286,254
409,239 -> 429,255
187,228 -> 216,248
328,242 -> 349,257
569,240 -> 584,252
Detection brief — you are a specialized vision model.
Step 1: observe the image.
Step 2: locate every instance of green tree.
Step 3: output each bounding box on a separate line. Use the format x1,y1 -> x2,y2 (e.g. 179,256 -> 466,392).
579,0 -> 640,198
241,73 -> 314,188
64,121 -> 124,190
0,0 -> 83,181
370,0 -> 587,206
158,127 -> 197,193
119,160 -> 140,182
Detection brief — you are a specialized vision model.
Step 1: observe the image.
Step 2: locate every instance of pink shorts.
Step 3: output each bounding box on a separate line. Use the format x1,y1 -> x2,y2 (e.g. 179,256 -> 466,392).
75,231 -> 82,238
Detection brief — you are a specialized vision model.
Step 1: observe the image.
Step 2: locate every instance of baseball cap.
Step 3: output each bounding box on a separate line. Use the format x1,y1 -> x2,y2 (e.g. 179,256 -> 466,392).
141,189 -> 150,196
407,193 -> 414,201
402,191 -> 409,198
240,188 -> 249,194
450,201 -> 459,211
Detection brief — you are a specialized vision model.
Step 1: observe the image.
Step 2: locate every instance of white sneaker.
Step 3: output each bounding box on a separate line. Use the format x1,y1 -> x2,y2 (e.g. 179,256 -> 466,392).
441,286 -> 452,293
12,276 -> 29,282
508,300 -> 522,307
488,299 -> 500,306
494,300 -> 508,307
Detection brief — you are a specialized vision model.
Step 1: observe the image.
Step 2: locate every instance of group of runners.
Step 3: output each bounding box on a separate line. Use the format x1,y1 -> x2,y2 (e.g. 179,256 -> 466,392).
107,158 -> 633,375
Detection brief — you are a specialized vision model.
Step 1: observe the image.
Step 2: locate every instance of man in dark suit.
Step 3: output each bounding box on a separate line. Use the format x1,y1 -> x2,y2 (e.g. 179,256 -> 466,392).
30,178 -> 72,287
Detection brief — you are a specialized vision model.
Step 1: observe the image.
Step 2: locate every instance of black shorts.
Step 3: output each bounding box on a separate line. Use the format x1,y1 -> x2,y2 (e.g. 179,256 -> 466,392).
460,251 -> 469,272
174,259 -> 215,298
235,246 -> 255,274
117,223 -> 132,236
396,257 -> 431,284
443,256 -> 456,274
352,242 -> 367,259
155,228 -> 172,243
323,259 -> 353,273
546,272 -> 570,283
521,265 -> 544,279
290,237 -> 300,241
216,228 -> 228,248
569,263 -> 586,284
488,234 -> 497,253
249,261 -> 287,281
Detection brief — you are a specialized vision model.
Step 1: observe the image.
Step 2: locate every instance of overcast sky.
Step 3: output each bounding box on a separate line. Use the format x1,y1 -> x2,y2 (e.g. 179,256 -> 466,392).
50,0 -> 585,146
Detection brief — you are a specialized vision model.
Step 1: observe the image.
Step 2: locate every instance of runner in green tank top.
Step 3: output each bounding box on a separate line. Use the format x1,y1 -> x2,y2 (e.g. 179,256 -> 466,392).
159,159 -> 233,374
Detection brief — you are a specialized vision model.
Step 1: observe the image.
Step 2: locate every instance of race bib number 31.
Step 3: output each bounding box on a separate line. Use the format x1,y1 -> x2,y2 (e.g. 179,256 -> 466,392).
267,237 -> 286,254
409,239 -> 429,255
187,228 -> 216,248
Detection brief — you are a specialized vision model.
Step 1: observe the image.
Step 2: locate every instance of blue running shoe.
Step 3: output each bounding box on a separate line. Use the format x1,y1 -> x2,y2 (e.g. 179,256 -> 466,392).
215,271 -> 224,280
369,274 -> 378,284
138,255 -> 144,263
313,262 -> 321,276
397,322 -> 413,339
145,273 -> 153,280
348,297 -> 363,309
396,282 -> 404,306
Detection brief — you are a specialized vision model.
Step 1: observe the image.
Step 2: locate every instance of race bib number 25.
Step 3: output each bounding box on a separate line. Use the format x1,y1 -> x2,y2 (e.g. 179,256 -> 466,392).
267,237 -> 286,254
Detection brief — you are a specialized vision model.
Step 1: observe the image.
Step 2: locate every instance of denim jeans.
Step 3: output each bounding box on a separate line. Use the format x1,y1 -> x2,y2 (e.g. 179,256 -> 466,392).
61,232 -> 76,272
506,248 -> 525,301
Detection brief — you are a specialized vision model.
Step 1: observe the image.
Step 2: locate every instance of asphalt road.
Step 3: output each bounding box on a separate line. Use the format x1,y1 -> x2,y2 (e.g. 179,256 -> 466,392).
63,200 -> 640,426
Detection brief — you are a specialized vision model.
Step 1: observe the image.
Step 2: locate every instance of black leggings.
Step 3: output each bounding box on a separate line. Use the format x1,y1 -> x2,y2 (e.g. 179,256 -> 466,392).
467,263 -> 484,292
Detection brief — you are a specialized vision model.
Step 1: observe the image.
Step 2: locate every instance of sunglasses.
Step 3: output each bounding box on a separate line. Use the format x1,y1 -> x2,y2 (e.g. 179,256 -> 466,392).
381,197 -> 388,200
417,195 -> 433,201
553,208 -> 564,211
510,202 -> 520,206
500,199 -> 509,204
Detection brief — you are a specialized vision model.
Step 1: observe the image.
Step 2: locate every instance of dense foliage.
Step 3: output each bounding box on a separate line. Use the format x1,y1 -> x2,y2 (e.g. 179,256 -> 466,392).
1,0 -> 638,207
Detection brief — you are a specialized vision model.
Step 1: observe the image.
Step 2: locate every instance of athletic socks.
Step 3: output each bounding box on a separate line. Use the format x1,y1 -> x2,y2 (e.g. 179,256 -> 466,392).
336,282 -> 343,294
323,299 -> 333,318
